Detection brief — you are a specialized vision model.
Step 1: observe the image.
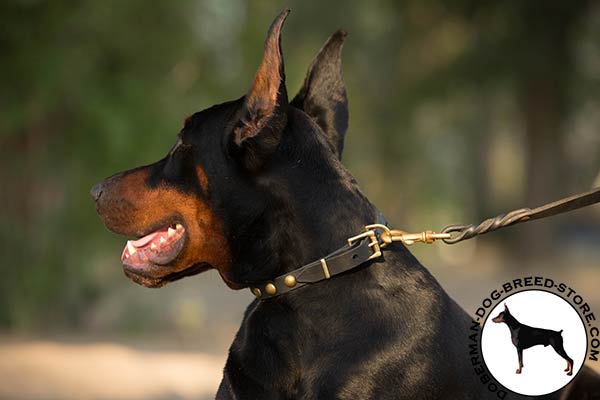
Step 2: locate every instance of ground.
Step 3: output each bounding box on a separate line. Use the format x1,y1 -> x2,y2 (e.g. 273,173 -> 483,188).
0,339 -> 225,400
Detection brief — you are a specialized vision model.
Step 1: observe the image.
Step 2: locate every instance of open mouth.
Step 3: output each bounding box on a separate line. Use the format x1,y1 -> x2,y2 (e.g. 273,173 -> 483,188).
121,223 -> 186,269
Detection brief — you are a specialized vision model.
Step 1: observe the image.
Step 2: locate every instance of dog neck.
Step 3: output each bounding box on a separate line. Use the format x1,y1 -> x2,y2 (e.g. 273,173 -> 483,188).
503,312 -> 522,330
226,109 -> 384,286
262,177 -> 379,278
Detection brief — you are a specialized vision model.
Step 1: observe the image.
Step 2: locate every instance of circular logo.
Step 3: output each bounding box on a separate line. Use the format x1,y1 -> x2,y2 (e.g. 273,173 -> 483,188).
481,290 -> 587,396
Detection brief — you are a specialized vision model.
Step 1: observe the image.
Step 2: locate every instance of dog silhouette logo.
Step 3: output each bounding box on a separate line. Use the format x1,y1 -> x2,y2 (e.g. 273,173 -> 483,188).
481,289 -> 587,396
491,303 -> 573,376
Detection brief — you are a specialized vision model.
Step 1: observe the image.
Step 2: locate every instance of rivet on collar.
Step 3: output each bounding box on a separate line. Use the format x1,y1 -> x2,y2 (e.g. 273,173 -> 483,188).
284,275 -> 297,287
265,283 -> 277,295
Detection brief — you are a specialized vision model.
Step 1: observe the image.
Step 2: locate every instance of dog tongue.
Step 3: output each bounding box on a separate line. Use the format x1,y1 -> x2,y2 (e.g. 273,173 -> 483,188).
130,230 -> 162,247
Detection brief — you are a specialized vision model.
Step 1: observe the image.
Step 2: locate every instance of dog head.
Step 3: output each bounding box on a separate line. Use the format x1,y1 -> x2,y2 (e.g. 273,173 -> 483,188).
91,10 -> 374,289
492,304 -> 511,323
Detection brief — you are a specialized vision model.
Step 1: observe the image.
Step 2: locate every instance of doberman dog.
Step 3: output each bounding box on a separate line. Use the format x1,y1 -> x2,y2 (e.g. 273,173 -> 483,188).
492,304 -> 574,376
92,9 -> 600,400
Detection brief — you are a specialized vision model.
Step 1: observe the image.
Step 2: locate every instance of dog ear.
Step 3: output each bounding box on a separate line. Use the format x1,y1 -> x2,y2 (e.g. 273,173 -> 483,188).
504,303 -> 509,312
232,9 -> 290,171
291,30 -> 349,160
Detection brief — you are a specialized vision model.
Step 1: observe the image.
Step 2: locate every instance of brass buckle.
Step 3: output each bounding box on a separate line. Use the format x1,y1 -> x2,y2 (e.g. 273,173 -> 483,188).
347,225 -> 385,260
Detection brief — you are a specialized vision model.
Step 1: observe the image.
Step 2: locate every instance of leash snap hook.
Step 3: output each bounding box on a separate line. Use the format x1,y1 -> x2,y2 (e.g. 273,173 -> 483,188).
380,228 -> 451,246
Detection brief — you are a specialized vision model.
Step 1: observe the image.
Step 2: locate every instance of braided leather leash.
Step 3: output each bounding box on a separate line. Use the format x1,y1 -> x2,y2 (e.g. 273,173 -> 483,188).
441,186 -> 600,244
362,187 -> 600,247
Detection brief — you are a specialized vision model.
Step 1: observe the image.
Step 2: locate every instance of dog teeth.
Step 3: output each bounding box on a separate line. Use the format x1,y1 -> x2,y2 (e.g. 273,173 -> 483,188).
150,243 -> 157,250
127,241 -> 137,255
168,227 -> 176,237
160,236 -> 167,244
176,224 -> 183,230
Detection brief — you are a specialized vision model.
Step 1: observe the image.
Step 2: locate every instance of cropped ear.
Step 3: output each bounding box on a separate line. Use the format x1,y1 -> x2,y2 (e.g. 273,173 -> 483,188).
291,30 -> 349,160
504,304 -> 509,312
232,9 -> 290,171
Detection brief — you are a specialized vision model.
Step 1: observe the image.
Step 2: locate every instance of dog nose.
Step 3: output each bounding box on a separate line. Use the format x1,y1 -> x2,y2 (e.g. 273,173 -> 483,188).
90,182 -> 104,202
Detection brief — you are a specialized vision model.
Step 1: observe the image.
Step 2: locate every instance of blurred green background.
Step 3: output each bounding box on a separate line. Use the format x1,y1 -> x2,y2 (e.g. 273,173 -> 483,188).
1,0 -> 599,398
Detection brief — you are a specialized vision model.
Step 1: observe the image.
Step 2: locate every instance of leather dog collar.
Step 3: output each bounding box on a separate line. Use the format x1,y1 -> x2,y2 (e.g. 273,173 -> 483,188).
250,212 -> 388,299
250,234 -> 380,299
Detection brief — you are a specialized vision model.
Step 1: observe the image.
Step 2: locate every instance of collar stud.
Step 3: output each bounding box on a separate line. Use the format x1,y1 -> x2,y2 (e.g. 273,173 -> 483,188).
265,283 -> 277,295
284,275 -> 297,287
